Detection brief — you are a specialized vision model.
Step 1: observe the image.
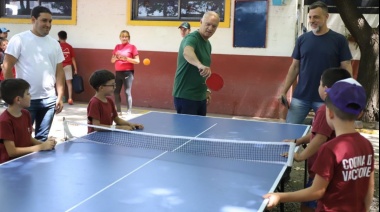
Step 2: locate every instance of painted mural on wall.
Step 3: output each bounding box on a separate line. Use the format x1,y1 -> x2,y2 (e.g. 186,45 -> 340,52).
4,0 -> 71,16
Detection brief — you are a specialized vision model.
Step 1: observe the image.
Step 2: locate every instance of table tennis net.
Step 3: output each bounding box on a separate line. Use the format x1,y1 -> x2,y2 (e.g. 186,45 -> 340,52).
63,120 -> 295,166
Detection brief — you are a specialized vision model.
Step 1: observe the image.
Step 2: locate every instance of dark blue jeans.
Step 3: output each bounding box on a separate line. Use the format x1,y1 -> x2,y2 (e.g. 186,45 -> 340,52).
27,96 -> 57,141
286,97 -> 324,124
174,97 -> 207,116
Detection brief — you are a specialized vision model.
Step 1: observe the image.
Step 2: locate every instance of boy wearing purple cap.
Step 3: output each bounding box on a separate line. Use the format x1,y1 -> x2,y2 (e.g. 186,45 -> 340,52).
263,78 -> 374,211
281,67 -> 352,212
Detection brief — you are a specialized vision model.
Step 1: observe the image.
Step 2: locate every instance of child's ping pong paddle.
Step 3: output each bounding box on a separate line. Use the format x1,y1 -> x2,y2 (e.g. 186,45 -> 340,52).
206,73 -> 224,91
281,96 -> 290,109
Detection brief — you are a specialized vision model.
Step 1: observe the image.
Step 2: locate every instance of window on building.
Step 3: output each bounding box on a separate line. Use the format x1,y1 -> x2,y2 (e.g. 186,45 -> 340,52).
0,0 -> 77,25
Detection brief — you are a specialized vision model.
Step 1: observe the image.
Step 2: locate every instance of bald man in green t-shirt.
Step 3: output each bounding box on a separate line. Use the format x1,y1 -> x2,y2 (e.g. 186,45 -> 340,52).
172,11 -> 220,116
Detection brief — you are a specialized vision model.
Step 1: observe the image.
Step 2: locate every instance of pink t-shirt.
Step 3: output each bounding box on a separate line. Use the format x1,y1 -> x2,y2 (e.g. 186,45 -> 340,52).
308,105 -> 335,178
87,96 -> 117,133
0,109 -> 33,163
312,133 -> 374,211
60,42 -> 75,67
112,43 -> 138,71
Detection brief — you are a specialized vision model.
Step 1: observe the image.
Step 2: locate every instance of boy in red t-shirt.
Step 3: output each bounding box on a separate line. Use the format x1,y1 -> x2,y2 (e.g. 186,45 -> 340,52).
58,30 -> 78,105
282,68 -> 351,211
0,79 -> 56,164
264,78 -> 374,211
87,69 -> 143,133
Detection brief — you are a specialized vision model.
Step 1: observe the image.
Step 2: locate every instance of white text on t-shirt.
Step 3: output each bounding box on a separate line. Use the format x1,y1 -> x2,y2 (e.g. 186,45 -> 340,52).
342,155 -> 373,181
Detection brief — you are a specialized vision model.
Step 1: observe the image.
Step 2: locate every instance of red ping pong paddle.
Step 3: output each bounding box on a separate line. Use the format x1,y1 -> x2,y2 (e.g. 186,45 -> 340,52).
206,73 -> 224,91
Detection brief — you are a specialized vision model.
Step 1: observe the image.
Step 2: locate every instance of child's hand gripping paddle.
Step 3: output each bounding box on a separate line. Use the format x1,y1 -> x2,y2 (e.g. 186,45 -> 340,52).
206,73 -> 224,91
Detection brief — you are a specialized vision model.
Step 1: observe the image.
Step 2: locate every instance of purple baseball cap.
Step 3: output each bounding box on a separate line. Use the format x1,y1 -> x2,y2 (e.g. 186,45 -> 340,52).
326,78 -> 366,115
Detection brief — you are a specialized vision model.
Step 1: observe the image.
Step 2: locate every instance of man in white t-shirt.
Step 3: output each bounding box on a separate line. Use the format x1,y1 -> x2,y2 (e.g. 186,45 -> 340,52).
3,6 -> 65,141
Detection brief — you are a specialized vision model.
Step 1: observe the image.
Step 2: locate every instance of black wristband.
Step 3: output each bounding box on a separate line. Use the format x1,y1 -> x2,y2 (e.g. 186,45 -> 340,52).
294,139 -> 297,144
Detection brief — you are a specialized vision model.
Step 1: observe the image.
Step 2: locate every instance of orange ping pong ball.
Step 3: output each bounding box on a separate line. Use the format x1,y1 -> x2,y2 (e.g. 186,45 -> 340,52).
143,58 -> 151,66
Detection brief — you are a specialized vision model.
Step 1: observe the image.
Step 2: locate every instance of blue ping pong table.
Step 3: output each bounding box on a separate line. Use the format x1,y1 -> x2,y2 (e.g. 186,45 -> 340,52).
0,111 -> 309,212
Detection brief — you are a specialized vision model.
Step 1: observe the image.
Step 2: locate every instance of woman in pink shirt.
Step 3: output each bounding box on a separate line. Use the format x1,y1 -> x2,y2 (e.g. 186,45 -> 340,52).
111,30 -> 140,116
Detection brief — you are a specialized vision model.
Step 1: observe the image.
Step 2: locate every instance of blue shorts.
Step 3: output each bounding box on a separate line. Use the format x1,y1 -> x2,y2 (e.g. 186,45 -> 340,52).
302,178 -> 317,209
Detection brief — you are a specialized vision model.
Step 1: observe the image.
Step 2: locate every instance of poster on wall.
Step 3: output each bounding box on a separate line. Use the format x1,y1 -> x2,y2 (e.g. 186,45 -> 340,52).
133,0 -> 225,21
233,0 -> 268,48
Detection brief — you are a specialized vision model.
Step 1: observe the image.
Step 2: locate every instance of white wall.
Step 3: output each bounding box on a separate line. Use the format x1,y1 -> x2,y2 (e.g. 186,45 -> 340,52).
14,0 -> 380,58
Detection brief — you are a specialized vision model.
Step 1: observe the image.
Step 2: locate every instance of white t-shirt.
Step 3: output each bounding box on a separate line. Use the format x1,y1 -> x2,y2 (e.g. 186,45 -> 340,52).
5,30 -> 64,99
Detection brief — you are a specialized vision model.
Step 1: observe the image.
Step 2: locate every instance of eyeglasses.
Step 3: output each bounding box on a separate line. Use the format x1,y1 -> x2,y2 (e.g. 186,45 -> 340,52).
103,84 -> 116,88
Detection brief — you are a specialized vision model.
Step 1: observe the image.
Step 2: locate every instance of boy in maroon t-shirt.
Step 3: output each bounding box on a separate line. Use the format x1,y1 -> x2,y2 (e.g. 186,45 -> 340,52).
58,30 -> 78,105
282,68 -> 351,211
87,69 -> 143,133
0,79 -> 56,164
264,78 -> 374,211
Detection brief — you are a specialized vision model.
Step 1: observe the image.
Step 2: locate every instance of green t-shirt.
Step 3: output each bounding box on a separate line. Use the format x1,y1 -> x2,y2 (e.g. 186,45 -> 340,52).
172,31 -> 211,101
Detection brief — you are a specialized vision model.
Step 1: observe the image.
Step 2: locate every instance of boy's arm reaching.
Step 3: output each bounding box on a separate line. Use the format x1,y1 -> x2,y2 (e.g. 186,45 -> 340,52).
293,133 -> 328,162
92,118 -> 143,131
287,132 -> 311,146
91,119 -> 119,131
263,174 -> 328,209
114,116 -> 144,130
3,137 -> 56,158
281,132 -> 310,158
